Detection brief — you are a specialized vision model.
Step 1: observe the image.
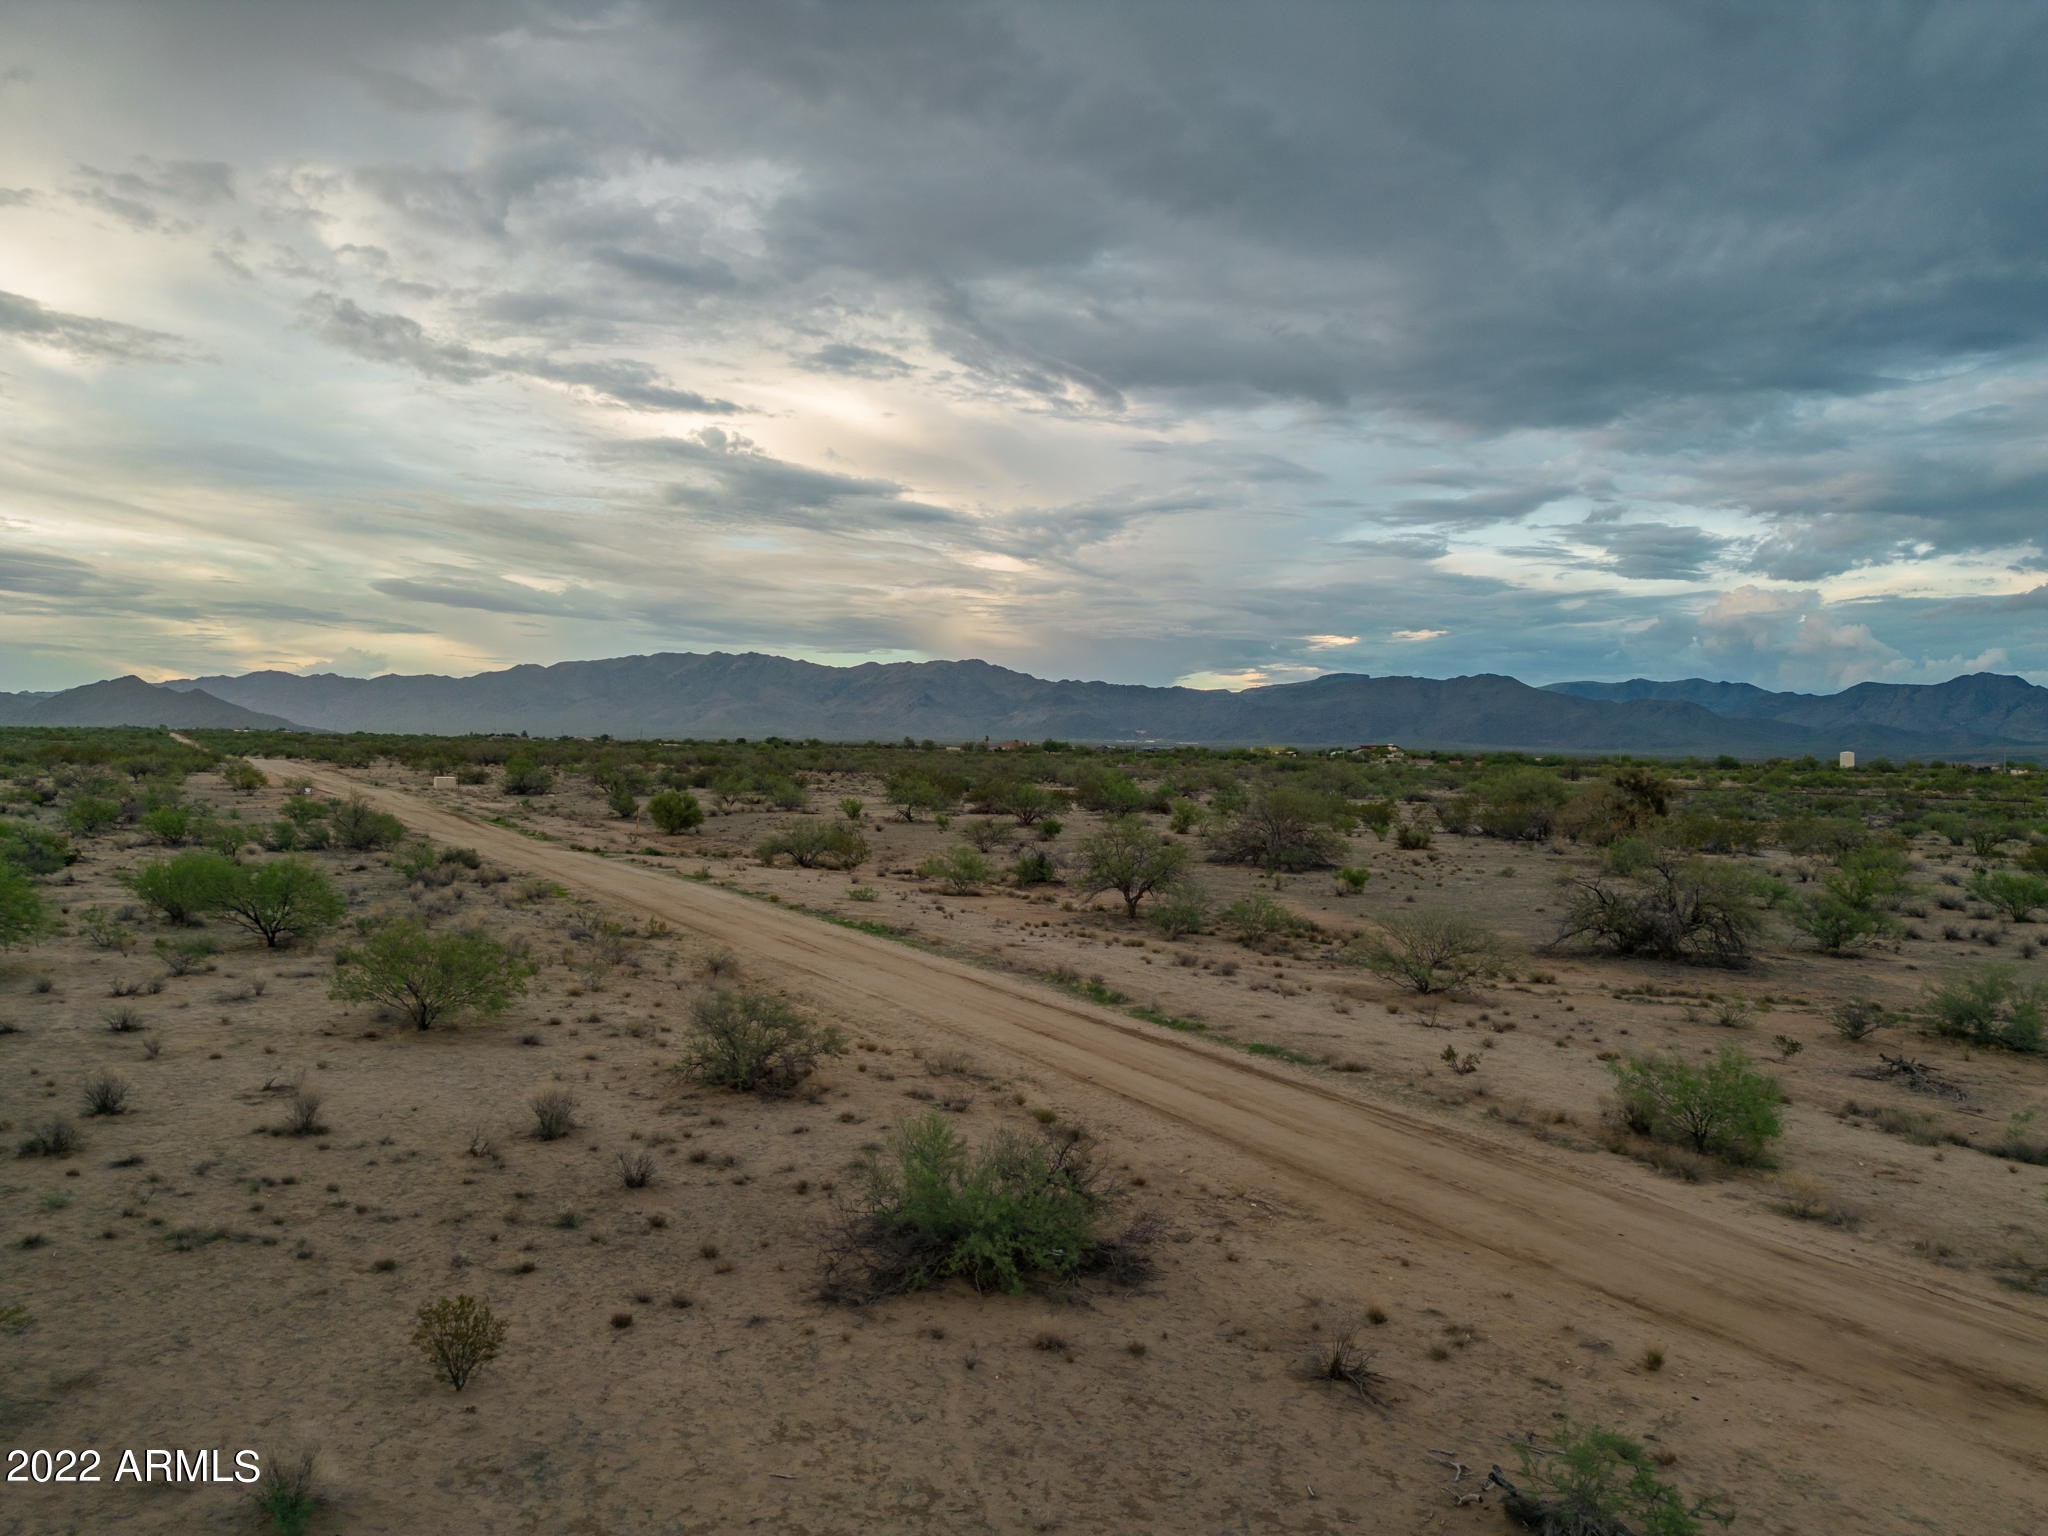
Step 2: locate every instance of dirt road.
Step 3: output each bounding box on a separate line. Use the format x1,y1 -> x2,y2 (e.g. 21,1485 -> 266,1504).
261,760 -> 2048,1514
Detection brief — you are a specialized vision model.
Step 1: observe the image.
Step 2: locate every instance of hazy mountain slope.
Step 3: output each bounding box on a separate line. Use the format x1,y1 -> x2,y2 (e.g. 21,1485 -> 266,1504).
142,652 -> 2037,754
10,676 -> 304,730
1547,672 -> 2048,745
0,691 -> 56,725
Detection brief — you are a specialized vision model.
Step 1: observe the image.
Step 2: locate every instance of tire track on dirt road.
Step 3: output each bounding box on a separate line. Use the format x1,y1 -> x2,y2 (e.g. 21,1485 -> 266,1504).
259,761 -> 2048,1504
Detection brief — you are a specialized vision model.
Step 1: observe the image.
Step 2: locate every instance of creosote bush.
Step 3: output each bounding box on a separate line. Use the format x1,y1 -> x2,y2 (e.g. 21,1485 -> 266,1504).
412,1294 -> 508,1392
18,1116 -> 80,1158
530,1090 -> 578,1141
1347,911 -> 1512,995
822,1112 -> 1136,1299
252,1448 -> 320,1536
1505,1422 -> 1732,1535
678,987 -> 847,1093
82,1071 -> 131,1117
1922,965 -> 2043,1053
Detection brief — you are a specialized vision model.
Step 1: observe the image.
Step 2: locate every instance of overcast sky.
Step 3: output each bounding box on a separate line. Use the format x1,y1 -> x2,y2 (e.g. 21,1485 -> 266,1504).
4,0 -> 2047,695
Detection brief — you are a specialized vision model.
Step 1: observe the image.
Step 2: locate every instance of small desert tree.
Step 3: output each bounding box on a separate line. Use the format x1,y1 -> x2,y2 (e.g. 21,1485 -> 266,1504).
1554,855 -> 1760,966
1610,1044 -> 1782,1163
412,1295 -> 507,1392
647,789 -> 704,835
604,780 -> 639,820
1076,818 -> 1188,918
126,849 -> 238,925
1347,911 -> 1511,994
217,857 -> 347,948
330,919 -> 536,1030
678,986 -> 847,1093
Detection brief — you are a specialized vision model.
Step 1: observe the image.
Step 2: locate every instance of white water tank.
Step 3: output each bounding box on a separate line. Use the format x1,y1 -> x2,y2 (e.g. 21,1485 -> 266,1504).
432,775 -> 458,789
1838,750 -> 1855,770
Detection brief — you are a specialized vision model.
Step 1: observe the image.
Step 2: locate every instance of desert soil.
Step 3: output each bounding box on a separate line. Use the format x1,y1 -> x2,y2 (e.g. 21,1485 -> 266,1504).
2,757 -> 2044,1535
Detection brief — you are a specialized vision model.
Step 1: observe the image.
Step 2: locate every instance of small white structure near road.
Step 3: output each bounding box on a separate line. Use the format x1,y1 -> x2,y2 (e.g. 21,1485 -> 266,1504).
432,775 -> 458,789
1838,750 -> 1856,770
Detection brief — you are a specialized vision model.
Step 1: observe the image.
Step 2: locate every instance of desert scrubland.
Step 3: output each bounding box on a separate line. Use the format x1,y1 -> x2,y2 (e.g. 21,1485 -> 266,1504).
3,728 -> 2045,1534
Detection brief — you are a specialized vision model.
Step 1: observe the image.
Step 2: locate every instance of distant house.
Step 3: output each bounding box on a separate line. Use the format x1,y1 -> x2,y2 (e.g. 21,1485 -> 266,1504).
991,740 -> 1032,752
1351,743 -> 1405,759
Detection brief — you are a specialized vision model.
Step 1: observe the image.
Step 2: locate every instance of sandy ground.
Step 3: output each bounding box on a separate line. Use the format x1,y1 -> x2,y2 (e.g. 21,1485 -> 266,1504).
1,759 -> 2043,1535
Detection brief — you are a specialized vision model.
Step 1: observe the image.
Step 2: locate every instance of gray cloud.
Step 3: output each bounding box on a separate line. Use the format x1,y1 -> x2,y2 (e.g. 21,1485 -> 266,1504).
0,290 -> 189,362
304,293 -> 743,412
4,1 -> 2048,692
802,343 -> 914,378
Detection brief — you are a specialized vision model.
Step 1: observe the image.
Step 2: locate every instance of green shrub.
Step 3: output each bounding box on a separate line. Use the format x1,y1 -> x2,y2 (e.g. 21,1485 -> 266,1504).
217,858 -> 347,948
1333,865 -> 1371,895
1348,911 -> 1511,994
1506,1421 -> 1732,1535
1785,893 -> 1901,953
501,756 -> 554,796
140,805 -> 199,845
154,936 -> 217,975
412,1294 -> 507,1392
126,850 -> 238,925
1222,893 -> 1310,946
78,906 -> 133,951
63,795 -> 121,837
330,920 -> 536,1030
1967,869 -> 2048,923
1394,820 -> 1433,850
1922,965 -> 2043,1053
0,867 -> 53,950
839,796 -> 865,821
677,987 -> 846,1093
252,1449 -> 320,1536
1610,1044 -> 1782,1164
330,797 -> 406,851
1009,849 -> 1060,886
1145,889 -> 1212,939
604,780 -> 639,820
647,789 -> 704,834
920,844 -> 995,894
824,1113 -> 1118,1297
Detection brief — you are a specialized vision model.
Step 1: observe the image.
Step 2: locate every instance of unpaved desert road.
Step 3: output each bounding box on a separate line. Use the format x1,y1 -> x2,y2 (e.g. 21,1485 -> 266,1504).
259,761 -> 2048,1502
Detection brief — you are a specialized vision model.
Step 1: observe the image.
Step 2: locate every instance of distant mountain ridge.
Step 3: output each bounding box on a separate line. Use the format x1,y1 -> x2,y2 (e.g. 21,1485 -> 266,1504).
1545,673 -> 2048,750
119,652 -> 2048,756
0,675 -> 303,731
6,655 -> 2041,755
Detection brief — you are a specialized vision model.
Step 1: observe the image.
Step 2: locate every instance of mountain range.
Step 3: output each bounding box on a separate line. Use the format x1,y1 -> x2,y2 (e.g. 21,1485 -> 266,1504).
2,654 -> 2044,757
0,675 -> 300,731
